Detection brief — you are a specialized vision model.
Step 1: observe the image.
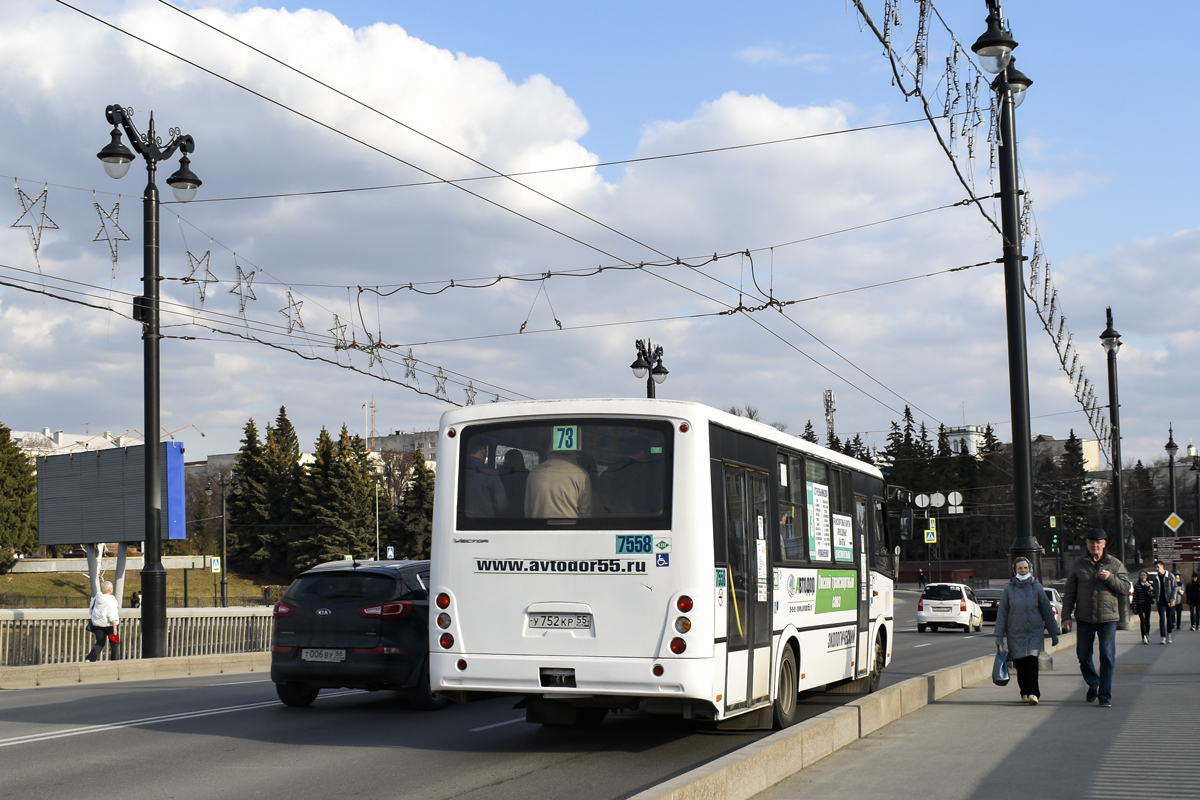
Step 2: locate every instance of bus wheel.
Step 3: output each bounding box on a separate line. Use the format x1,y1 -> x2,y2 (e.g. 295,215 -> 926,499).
867,635 -> 885,694
772,646 -> 800,729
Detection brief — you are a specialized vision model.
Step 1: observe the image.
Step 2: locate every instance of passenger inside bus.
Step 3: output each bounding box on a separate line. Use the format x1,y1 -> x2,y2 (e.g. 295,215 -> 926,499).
525,449 -> 593,518
598,435 -> 664,515
463,441 -> 507,517
497,449 -> 529,517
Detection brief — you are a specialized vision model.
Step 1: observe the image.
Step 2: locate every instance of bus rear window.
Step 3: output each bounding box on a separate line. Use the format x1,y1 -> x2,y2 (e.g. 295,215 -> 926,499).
457,418 -> 673,530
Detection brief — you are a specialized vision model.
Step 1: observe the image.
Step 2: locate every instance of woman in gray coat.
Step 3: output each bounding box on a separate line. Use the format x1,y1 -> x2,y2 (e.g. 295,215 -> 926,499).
995,557 -> 1060,704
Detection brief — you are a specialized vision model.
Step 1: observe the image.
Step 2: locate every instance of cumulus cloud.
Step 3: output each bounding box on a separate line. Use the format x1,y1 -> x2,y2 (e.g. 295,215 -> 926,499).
736,44 -> 831,72
0,1 -> 1190,467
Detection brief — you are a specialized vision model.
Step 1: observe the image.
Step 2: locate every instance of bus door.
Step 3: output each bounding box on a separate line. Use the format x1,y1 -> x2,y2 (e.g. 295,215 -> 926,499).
853,495 -> 871,680
723,464 -> 772,711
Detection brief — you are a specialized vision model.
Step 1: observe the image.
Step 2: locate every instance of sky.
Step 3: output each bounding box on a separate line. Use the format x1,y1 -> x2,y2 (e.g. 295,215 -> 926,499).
0,0 -> 1197,472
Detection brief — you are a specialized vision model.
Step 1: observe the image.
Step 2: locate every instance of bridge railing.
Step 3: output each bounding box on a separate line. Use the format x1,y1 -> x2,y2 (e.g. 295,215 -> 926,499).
0,607 -> 274,667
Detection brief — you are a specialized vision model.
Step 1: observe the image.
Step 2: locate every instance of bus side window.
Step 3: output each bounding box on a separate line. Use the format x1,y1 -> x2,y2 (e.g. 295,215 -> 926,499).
872,498 -> 891,573
777,453 -> 805,562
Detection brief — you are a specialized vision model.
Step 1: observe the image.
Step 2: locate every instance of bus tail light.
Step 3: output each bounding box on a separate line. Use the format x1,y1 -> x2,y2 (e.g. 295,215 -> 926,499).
674,617 -> 691,633
669,637 -> 687,655
436,593 -> 451,609
439,633 -> 455,649
437,613 -> 451,629
676,595 -> 693,613
456,659 -> 468,671
447,428 -> 456,438
273,601 -> 295,618
652,664 -> 664,677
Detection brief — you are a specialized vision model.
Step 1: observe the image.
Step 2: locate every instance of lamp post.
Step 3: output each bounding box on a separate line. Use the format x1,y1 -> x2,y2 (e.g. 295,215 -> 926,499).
630,339 -> 668,399
98,105 -> 201,657
205,475 -> 235,607
1190,448 -> 1199,538
972,2 -> 1038,574
1166,425 -> 1179,536
1099,308 -> 1130,627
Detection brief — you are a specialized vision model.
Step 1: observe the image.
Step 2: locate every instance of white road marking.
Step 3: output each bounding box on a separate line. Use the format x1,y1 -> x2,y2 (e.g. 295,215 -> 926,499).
0,689 -> 361,749
913,643 -> 932,648
470,716 -> 526,732
205,679 -> 272,686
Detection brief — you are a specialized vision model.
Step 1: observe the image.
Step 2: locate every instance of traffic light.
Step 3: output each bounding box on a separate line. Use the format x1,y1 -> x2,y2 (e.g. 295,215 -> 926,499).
1051,532 -> 1059,553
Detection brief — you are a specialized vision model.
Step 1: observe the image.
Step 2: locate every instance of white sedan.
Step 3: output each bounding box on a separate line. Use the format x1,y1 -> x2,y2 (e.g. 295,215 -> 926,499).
917,583 -> 984,632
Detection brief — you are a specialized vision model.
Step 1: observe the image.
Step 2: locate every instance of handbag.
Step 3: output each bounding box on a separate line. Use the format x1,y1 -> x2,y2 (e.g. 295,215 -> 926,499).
86,596 -> 95,632
108,633 -> 120,644
992,649 -> 1010,686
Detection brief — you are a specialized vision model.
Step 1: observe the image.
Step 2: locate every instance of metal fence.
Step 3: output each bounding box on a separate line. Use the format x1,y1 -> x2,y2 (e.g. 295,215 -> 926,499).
0,607 -> 274,667
0,595 -> 273,609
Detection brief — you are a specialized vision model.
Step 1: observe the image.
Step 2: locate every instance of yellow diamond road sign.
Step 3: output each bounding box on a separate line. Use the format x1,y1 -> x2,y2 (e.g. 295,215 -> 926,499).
1165,513 -> 1185,532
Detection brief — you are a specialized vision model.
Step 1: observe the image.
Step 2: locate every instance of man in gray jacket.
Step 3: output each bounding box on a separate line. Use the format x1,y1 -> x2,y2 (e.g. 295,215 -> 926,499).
1062,528 -> 1130,708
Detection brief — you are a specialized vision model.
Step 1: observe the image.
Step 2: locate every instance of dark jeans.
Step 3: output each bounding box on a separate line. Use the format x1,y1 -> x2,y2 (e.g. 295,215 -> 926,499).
1076,620 -> 1116,703
86,625 -> 120,662
1013,655 -> 1040,698
1157,601 -> 1174,637
1174,603 -> 1184,630
1136,605 -> 1151,638
1191,604 -> 1199,628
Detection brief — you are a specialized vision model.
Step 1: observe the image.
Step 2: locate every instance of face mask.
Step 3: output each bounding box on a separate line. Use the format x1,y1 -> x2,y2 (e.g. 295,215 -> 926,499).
1015,572 -> 1032,582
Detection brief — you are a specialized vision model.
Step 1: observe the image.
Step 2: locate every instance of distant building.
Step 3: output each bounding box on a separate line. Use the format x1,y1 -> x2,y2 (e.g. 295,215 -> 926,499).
10,427 -> 140,465
368,430 -> 438,470
1031,434 -> 1102,473
944,425 -> 988,456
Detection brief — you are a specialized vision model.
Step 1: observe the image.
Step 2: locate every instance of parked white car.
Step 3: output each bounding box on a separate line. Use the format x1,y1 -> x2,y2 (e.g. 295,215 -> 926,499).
1044,587 -> 1063,633
917,583 -> 983,633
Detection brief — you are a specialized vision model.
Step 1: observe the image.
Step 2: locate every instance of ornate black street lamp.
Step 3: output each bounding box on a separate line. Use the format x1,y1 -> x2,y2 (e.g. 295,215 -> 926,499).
98,105 -> 201,657
972,2 -> 1039,577
1190,448 -> 1200,539
631,339 -> 668,399
1099,309 -> 1130,627
205,474 -> 239,607
1166,424 -> 1179,536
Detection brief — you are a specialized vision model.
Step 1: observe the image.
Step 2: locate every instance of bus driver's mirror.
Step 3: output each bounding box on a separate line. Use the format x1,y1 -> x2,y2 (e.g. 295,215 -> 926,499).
894,545 -> 901,556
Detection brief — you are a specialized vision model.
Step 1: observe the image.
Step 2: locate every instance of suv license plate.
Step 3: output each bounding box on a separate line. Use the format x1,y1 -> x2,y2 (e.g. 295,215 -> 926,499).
933,606 -> 951,613
528,614 -> 592,629
302,648 -> 346,663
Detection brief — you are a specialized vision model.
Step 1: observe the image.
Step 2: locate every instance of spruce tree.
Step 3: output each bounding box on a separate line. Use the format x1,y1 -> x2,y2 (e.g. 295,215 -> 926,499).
228,418 -> 270,573
802,420 -> 818,443
0,422 -> 38,557
399,448 -> 435,559
292,427 -> 348,570
255,407 -> 303,579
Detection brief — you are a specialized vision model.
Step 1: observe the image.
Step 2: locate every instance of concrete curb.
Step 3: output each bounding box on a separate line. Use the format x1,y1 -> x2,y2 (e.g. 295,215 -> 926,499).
629,632 -> 1076,800
0,652 -> 271,690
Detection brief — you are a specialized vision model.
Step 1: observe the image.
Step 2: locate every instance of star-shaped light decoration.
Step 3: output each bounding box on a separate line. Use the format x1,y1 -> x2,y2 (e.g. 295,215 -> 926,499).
328,314 -> 348,350
402,348 -> 419,382
364,332 -> 383,368
279,290 -> 304,333
183,249 -> 218,302
491,394 -> 502,403
91,199 -> 129,266
433,368 -> 448,398
11,183 -> 59,262
229,261 -> 257,313
464,381 -> 477,406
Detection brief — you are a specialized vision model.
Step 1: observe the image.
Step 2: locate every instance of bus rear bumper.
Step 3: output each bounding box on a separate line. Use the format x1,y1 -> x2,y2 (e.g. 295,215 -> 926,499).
431,652 -> 714,702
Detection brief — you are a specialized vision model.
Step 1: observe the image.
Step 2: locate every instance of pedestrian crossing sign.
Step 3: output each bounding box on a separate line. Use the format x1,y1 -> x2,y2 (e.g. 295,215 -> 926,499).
211,556 -> 221,574
924,530 -> 937,544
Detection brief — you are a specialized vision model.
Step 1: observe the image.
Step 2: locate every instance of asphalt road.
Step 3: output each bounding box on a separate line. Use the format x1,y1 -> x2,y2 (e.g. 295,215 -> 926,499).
0,589 -> 1001,800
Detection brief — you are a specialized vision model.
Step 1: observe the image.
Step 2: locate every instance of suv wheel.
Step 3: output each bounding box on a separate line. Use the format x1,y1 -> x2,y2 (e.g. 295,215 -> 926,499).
276,682 -> 319,707
917,624 -> 927,632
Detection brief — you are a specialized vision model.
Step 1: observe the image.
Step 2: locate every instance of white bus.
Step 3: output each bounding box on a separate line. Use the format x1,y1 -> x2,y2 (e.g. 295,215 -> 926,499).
429,399 -> 899,728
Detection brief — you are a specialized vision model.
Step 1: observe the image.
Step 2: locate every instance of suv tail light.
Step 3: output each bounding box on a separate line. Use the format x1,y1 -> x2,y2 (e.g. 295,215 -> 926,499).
359,601 -> 413,619
960,598 -> 967,612
917,598 -> 923,611
273,601 -> 295,618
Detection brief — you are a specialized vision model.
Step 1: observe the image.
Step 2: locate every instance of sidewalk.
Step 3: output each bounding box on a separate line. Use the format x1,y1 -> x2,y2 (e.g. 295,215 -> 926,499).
755,626 -> 1199,800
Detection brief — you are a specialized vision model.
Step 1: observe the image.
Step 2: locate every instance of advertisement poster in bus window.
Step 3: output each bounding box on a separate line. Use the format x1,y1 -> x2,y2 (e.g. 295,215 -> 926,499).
832,513 -> 854,562
756,539 -> 768,601
807,482 -> 831,561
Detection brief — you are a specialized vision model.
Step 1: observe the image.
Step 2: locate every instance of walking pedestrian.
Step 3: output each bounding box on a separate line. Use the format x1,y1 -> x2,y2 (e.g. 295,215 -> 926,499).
1149,561 -> 1177,644
1172,573 -> 1185,632
85,580 -> 121,662
994,557 -> 1059,704
1132,570 -> 1155,644
918,569 -> 927,589
1062,528 -> 1130,708
1186,573 -> 1200,631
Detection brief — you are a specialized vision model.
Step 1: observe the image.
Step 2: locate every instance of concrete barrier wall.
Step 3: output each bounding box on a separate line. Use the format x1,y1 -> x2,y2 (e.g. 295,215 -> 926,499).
0,607 -> 273,667
629,631 -> 1078,800
0,652 -> 272,689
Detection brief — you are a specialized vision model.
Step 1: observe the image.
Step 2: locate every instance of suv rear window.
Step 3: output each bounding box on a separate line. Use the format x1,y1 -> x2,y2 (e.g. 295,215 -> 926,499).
285,572 -> 396,602
922,586 -> 964,601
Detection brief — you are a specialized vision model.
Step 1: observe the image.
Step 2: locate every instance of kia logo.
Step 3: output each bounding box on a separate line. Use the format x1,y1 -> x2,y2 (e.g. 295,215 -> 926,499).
317,608 -> 332,616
